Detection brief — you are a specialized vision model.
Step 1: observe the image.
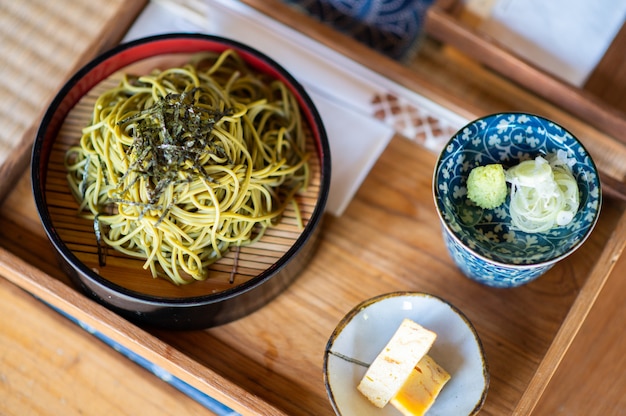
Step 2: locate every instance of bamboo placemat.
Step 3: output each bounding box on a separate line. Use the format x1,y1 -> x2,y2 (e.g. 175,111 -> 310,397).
45,68 -> 322,297
0,0 -> 147,202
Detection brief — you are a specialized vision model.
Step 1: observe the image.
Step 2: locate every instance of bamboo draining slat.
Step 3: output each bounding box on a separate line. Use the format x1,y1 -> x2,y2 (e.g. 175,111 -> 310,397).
43,60 -> 322,298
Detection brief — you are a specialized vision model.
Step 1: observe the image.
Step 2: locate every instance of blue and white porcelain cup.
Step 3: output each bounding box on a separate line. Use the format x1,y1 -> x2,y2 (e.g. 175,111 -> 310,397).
283,0 -> 435,60
433,113 -> 602,288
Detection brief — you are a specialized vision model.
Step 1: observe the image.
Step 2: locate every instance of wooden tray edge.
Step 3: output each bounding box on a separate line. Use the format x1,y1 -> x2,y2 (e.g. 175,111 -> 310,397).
241,1 -> 626,199
514,207 -> 626,414
423,3 -> 626,146
0,245 -> 286,416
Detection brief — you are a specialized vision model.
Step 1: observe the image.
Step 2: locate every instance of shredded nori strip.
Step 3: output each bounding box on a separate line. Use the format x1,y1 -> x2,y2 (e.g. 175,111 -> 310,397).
93,214 -> 107,267
117,88 -> 232,208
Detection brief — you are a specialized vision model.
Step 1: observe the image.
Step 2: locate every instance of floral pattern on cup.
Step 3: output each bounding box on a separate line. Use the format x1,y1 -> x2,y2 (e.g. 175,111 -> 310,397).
433,113 -> 602,287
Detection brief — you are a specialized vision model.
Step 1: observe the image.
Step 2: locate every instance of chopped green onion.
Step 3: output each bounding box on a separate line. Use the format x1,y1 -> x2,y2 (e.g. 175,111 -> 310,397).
505,155 -> 579,233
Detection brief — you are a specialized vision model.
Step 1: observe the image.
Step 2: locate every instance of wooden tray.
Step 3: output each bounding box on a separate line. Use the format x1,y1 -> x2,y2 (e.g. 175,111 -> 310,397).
423,0 -> 626,146
2,1 -> 626,415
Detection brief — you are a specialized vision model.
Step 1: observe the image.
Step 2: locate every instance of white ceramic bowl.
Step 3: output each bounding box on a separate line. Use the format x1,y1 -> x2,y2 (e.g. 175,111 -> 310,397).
324,292 -> 488,415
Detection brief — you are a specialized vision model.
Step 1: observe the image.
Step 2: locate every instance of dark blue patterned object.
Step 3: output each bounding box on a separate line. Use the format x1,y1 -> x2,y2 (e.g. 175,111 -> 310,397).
433,113 -> 602,288
283,0 -> 435,60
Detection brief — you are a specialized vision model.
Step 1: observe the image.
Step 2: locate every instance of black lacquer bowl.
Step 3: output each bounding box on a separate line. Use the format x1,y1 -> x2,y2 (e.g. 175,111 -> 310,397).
32,34 -> 331,330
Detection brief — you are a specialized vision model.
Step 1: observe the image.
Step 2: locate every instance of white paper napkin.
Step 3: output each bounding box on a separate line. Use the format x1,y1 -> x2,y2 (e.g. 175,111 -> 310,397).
478,0 -> 626,87
123,0 -> 466,215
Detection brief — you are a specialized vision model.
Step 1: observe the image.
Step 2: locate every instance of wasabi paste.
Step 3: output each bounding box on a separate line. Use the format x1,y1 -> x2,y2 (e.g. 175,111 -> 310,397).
466,164 -> 507,209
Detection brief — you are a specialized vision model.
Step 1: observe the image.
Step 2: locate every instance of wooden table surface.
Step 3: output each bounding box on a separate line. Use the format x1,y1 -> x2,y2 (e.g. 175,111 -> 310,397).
2,160 -> 625,416
1,1 -> 625,415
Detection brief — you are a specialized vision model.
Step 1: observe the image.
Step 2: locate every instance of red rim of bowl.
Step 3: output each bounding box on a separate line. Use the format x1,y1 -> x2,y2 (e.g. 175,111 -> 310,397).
31,33 -> 331,309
